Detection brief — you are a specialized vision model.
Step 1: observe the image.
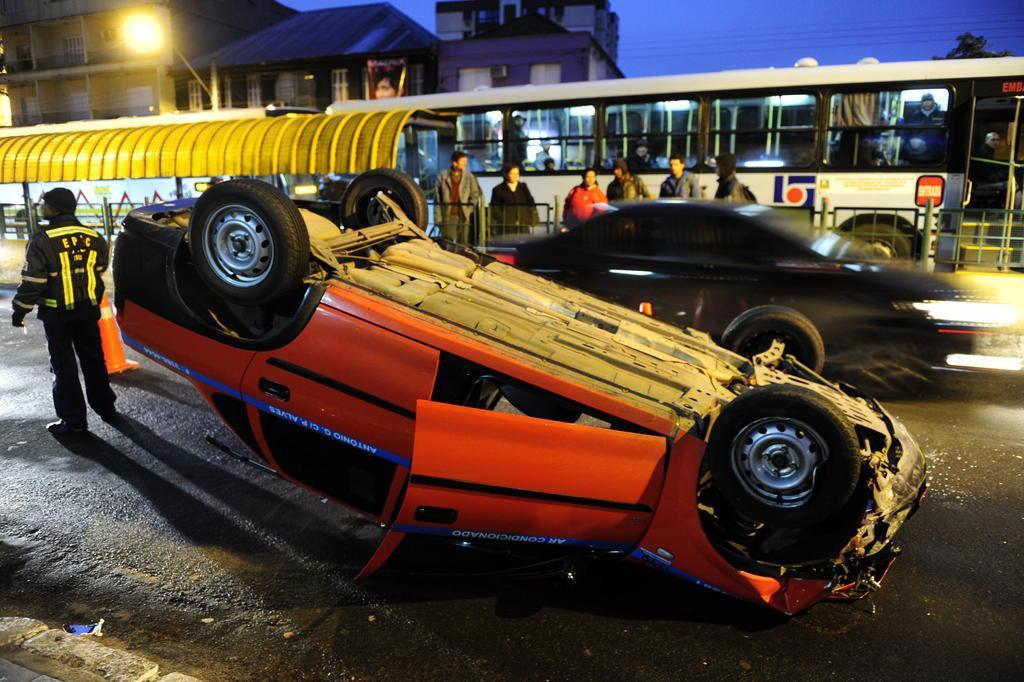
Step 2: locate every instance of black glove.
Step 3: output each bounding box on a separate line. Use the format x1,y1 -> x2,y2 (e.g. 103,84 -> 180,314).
12,310 -> 26,327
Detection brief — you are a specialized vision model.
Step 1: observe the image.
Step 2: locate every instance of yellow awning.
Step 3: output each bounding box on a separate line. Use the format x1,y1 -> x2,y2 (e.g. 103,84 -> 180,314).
0,110 -> 418,184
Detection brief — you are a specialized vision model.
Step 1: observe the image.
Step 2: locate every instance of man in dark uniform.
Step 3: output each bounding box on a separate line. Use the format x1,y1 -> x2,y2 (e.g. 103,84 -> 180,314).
11,188 -> 117,434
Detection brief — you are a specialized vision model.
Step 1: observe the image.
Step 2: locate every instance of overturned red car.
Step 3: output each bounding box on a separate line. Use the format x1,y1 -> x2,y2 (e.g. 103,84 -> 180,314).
113,172 -> 926,614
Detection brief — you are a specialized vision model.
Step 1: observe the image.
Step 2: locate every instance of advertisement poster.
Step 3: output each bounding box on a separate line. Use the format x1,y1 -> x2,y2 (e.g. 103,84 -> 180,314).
367,58 -> 407,99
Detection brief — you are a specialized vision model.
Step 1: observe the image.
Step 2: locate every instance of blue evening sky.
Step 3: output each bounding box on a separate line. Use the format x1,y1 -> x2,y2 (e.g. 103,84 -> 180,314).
282,0 -> 1023,76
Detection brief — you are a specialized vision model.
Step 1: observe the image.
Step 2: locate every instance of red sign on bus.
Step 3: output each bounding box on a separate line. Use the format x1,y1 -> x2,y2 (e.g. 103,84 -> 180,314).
915,175 -> 945,207
1002,81 -> 1024,94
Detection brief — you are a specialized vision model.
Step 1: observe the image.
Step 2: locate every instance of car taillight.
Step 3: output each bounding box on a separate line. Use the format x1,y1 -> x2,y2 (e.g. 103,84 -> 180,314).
639,302 -> 653,316
492,252 -> 517,266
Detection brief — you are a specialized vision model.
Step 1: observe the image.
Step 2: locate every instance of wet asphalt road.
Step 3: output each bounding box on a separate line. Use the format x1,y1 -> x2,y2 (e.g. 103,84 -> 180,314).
1,299 -> 1023,681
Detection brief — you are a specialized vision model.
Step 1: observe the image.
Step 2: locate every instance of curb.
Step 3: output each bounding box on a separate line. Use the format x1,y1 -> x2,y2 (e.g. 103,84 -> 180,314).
0,618 -> 203,682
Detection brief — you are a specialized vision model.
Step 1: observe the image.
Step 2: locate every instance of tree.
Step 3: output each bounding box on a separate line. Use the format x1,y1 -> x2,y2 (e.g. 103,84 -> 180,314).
935,33 -> 1013,59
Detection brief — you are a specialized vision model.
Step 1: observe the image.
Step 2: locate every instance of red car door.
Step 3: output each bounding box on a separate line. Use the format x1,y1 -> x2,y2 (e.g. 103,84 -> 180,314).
240,304 -> 440,521
360,399 -> 669,577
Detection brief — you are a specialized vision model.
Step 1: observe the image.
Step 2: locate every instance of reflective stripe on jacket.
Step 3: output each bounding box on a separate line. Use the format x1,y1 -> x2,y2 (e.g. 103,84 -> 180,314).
13,214 -> 108,319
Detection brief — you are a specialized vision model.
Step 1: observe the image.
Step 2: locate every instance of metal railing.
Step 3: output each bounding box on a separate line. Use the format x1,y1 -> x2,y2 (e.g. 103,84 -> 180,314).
428,199 -> 558,248
1,200 -> 144,242
935,209 -> 1023,270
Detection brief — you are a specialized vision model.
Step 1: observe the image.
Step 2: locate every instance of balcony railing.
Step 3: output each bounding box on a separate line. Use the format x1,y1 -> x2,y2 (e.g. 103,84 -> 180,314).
4,47 -> 130,73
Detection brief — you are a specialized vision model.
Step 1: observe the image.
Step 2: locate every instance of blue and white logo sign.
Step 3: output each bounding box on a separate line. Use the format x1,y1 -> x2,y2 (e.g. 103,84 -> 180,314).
773,175 -> 816,207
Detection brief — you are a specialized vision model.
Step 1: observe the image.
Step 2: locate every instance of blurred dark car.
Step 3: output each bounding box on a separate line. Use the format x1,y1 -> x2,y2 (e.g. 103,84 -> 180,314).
515,201 -> 1018,391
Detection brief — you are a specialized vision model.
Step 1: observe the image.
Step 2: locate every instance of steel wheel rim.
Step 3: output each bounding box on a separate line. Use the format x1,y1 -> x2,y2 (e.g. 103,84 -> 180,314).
203,204 -> 274,286
730,417 -> 827,509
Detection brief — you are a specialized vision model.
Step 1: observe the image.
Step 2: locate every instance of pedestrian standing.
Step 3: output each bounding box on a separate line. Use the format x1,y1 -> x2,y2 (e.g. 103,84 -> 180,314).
489,164 -> 539,232
659,154 -> 700,199
434,151 -> 483,243
606,159 -> 650,201
563,168 -> 608,227
11,188 -> 117,434
713,153 -> 756,203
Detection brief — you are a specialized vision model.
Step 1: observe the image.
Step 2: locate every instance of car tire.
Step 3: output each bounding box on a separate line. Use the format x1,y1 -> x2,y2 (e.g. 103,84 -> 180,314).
340,168 -> 429,229
722,305 -> 826,373
189,178 -> 310,305
707,384 -> 862,528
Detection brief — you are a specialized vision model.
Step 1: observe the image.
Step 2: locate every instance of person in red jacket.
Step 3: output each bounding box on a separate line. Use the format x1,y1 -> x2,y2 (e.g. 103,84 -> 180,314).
563,168 -> 608,227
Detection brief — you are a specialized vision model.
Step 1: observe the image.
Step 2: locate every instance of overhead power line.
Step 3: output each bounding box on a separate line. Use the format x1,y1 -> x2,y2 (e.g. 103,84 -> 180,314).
619,30 -> 1024,61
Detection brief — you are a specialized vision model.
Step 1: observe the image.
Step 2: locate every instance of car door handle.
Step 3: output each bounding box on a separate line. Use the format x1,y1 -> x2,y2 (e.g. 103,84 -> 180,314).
259,378 -> 290,402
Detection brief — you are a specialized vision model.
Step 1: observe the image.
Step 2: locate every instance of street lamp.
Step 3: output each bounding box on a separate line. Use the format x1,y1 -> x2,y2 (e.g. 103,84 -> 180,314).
122,12 -> 219,111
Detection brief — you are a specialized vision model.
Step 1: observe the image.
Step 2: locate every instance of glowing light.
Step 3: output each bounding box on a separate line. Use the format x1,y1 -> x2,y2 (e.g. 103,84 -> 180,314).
292,185 -> 318,195
609,269 -> 653,276
945,354 -> 1023,371
911,300 -> 1018,326
123,14 -> 164,53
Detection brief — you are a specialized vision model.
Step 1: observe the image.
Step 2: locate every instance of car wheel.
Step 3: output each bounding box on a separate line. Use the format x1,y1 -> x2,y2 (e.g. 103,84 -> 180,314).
189,178 -> 310,305
722,305 -> 826,373
340,168 -> 429,229
707,384 -> 862,528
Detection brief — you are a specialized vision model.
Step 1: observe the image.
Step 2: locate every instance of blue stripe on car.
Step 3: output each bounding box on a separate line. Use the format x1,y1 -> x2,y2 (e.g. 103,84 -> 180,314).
122,334 -> 411,468
630,547 -> 730,596
394,523 -> 633,550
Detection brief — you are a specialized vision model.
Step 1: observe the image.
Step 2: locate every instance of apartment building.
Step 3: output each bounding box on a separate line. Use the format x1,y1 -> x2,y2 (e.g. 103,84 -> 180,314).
174,4 -> 439,113
436,0 -> 618,61
0,0 -> 293,127
438,12 -> 621,92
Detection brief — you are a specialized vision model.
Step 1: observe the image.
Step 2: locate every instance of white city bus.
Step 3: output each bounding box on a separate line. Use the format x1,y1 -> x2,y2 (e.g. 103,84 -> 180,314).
329,57 -> 1024,259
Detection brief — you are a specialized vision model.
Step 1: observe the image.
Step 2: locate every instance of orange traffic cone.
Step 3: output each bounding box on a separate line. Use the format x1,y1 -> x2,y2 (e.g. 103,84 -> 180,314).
99,295 -> 139,375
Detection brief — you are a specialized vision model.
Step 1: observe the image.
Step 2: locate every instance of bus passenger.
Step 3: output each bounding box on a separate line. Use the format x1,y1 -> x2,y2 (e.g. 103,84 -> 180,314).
659,154 -> 699,199
490,164 -> 539,231
564,168 -> 607,227
534,142 -> 555,170
901,93 -> 945,165
627,138 -> 655,172
543,158 -> 557,172
509,115 -> 528,165
606,159 -> 650,201
969,131 -> 1011,208
434,150 -> 483,244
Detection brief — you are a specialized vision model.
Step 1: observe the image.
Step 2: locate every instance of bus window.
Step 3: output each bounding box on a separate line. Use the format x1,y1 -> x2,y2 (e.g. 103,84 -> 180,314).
826,88 -> 950,168
604,99 -> 698,171
510,105 -> 595,172
456,110 -> 503,173
709,94 -> 816,168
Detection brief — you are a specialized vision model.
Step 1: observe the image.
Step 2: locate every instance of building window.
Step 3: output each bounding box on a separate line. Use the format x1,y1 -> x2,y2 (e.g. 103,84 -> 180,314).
275,72 -> 297,105
529,63 -> 561,86
188,80 -> 203,111
604,99 -> 699,169
510,105 -> 596,171
456,110 -> 503,173
247,73 -> 261,107
407,64 -> 424,96
457,67 -> 491,92
331,68 -> 349,102
21,96 -> 40,125
63,34 -> 85,66
223,76 -> 232,108
127,86 -> 154,116
15,43 -> 32,70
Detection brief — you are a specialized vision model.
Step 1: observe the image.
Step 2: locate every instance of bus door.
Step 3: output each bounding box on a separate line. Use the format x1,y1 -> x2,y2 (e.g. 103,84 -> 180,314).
967,95 -> 1023,210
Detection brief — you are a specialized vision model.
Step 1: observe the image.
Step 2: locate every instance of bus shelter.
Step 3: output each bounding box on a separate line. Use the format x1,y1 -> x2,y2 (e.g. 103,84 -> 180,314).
0,109 -> 454,237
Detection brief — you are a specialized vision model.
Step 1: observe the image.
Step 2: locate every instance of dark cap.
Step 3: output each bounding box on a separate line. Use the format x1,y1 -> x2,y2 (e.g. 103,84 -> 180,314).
921,92 -> 935,101
42,187 -> 77,215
